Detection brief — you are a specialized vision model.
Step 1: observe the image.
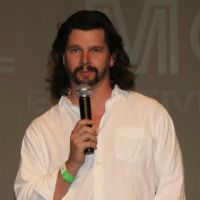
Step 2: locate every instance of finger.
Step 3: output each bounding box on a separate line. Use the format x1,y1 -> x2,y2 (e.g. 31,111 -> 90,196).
80,141 -> 98,152
71,119 -> 94,135
80,126 -> 97,135
70,136 -> 97,152
77,119 -> 94,127
73,124 -> 97,137
80,132 -> 97,142
70,129 -> 97,148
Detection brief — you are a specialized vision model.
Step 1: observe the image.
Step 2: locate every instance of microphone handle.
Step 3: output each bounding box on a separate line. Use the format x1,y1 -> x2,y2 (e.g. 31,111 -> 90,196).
79,96 -> 94,154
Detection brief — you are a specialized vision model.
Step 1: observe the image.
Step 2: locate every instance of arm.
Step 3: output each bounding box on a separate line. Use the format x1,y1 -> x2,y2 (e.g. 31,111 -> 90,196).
14,119 -> 97,200
53,161 -> 79,200
154,107 -> 185,199
14,130 -> 58,200
53,119 -> 97,200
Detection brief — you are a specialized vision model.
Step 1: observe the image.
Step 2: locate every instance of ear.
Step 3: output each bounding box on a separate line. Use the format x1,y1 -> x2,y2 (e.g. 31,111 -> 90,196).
62,55 -> 66,66
109,54 -> 115,67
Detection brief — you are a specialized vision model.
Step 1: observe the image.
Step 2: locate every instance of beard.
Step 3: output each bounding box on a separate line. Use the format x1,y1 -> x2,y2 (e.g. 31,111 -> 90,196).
66,64 -> 108,87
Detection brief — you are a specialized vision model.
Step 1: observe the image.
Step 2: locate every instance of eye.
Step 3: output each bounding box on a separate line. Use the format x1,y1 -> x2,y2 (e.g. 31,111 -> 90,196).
90,47 -> 103,53
70,47 -> 81,53
67,46 -> 81,54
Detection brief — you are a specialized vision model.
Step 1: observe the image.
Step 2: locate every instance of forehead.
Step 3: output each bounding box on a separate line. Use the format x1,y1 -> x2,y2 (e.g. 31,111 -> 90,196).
67,29 -> 107,46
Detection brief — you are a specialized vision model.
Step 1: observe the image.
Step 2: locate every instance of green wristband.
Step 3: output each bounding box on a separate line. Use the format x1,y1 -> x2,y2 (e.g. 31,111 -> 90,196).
60,165 -> 76,183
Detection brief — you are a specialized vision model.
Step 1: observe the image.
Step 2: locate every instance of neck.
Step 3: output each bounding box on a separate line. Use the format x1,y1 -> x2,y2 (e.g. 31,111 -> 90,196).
91,82 -> 112,113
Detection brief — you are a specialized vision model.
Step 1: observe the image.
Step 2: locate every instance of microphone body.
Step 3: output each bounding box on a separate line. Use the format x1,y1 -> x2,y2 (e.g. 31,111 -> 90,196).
76,84 -> 94,154
79,96 -> 92,120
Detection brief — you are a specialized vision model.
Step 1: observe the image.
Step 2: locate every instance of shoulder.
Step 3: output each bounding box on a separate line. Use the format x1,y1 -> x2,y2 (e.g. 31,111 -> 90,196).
30,104 -> 59,128
25,104 -> 61,139
124,91 -> 176,138
24,96 -> 77,139
119,90 -> 173,125
123,90 -> 165,112
128,91 -> 175,128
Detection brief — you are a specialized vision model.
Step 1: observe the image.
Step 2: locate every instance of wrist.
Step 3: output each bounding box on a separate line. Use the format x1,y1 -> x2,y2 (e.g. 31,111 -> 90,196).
60,163 -> 76,183
65,160 -> 80,176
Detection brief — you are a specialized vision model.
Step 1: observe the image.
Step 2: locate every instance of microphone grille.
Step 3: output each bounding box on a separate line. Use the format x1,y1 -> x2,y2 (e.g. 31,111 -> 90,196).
76,83 -> 92,97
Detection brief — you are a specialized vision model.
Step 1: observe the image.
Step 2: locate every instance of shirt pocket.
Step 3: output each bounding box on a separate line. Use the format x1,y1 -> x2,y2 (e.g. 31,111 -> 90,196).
115,127 -> 148,163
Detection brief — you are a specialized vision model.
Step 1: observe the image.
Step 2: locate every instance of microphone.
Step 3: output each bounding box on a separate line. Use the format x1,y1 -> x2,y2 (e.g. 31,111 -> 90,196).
76,83 -> 94,154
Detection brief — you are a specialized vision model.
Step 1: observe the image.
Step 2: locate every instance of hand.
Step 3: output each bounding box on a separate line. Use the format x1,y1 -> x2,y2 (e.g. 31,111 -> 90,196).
67,119 -> 97,173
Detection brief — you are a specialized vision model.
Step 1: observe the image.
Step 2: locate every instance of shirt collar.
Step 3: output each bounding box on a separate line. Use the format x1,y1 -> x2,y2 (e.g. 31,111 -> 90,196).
111,85 -> 129,97
58,85 -> 128,108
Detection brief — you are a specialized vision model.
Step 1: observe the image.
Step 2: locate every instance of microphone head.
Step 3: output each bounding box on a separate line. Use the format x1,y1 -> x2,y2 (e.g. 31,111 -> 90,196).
76,83 -> 92,97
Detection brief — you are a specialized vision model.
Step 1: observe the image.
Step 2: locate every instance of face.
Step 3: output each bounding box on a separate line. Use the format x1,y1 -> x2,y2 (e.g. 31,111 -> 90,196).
63,29 -> 114,87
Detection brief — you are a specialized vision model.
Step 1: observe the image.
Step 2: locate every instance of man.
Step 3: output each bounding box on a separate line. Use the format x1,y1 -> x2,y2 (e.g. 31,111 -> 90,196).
14,10 -> 185,200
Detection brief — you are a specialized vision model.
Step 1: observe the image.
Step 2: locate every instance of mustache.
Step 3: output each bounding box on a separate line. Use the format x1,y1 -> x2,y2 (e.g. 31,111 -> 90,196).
74,65 -> 98,74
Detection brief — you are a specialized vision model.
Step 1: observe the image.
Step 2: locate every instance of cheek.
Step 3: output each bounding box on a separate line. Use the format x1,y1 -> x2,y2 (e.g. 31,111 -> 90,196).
90,55 -> 111,66
66,55 -> 80,69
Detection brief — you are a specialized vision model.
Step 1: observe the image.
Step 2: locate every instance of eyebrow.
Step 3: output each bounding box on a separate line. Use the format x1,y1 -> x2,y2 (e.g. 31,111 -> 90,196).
66,45 -> 80,49
66,45 -> 105,50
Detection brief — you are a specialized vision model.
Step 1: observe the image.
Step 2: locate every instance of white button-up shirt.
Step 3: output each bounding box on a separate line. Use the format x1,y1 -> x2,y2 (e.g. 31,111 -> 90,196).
14,86 -> 185,200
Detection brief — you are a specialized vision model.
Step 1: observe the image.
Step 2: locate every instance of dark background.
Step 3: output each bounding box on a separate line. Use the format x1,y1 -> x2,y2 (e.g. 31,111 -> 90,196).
0,0 -> 199,199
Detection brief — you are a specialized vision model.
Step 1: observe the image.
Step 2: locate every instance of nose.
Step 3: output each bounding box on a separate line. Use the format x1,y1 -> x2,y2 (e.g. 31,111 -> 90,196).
81,50 -> 90,65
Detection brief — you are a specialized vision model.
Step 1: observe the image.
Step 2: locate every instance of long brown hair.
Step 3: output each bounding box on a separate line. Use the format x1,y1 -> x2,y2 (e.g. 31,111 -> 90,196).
47,10 -> 136,100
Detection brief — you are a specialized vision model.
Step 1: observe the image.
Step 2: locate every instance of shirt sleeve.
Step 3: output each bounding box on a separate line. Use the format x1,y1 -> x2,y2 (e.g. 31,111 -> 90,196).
14,124 -> 58,200
154,106 -> 186,199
